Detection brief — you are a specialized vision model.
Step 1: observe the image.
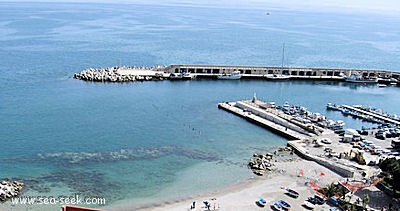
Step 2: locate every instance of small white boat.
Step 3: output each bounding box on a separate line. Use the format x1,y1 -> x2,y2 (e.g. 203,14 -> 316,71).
264,74 -> 290,80
377,83 -> 387,88
217,70 -> 241,80
320,138 -> 332,144
169,72 -> 195,80
303,200 -> 316,209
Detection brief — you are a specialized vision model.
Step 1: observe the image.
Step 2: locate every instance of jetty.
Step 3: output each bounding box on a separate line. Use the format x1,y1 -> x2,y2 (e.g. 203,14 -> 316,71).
218,97 -> 400,178
74,64 -> 400,84
342,105 -> 400,126
327,103 -> 400,126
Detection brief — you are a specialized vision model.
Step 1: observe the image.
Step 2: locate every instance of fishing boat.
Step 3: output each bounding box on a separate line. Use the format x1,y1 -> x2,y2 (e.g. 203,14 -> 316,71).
169,72 -> 195,80
377,83 -> 387,88
217,70 -> 241,80
271,202 -> 283,211
285,188 -> 299,198
303,199 -> 316,209
278,199 -> 291,210
264,74 -> 291,80
256,197 -> 267,207
345,72 -> 377,83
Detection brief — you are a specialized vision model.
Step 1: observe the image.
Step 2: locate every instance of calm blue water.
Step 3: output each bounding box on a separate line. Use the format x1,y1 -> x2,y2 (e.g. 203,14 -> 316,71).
1,2 -> 400,210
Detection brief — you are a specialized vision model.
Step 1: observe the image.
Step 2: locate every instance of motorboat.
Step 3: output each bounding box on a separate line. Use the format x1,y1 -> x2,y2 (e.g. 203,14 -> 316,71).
285,188 -> 299,198
320,138 -> 332,144
303,199 -> 316,209
377,83 -> 387,88
256,197 -> 267,207
264,74 -> 290,80
271,202 -> 283,211
217,70 -> 241,80
278,199 -> 291,210
169,72 -> 195,80
345,73 -> 377,83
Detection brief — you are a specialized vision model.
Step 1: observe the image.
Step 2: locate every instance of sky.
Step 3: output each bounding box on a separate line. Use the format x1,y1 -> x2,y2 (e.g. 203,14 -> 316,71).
1,0 -> 400,16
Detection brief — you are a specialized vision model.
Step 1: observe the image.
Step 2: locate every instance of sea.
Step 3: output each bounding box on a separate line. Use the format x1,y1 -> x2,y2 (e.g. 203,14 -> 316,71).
1,1 -> 400,210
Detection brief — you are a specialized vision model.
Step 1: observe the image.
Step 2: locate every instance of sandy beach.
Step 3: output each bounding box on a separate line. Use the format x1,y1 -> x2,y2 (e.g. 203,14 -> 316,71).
110,155 -> 343,211
108,153 -> 396,211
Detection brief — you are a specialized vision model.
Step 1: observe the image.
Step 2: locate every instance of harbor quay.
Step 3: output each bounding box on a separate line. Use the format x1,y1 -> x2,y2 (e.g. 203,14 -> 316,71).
218,96 -> 400,179
73,64 -> 400,84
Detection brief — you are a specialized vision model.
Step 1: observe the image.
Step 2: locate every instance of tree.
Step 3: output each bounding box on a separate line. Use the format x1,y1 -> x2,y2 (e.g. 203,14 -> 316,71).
362,194 -> 370,209
379,158 -> 400,192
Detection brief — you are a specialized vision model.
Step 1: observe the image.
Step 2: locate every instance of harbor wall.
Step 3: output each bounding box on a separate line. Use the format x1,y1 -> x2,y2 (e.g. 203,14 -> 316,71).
164,64 -> 400,79
217,102 -> 305,140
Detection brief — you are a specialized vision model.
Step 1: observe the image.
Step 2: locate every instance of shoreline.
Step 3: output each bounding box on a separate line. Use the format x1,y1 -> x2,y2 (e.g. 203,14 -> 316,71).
104,149 -> 397,211
107,156 -> 343,211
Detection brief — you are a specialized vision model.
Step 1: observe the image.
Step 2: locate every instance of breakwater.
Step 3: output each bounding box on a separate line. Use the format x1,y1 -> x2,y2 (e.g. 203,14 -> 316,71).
73,64 -> 400,83
73,66 -> 166,82
0,180 -> 24,202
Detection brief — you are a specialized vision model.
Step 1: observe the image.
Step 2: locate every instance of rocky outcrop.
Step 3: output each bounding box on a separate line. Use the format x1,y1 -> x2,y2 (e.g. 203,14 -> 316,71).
0,180 -> 24,202
247,153 -> 274,176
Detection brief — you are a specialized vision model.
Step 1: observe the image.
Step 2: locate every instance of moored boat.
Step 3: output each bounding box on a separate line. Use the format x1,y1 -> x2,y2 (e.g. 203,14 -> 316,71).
345,73 -> 377,83
377,83 -> 387,87
217,70 -> 241,80
169,72 -> 195,80
264,74 -> 291,80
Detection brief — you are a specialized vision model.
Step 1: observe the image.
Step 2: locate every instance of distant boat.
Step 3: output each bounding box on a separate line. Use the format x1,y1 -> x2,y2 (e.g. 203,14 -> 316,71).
169,72 -> 195,80
378,83 -> 387,88
264,74 -> 290,80
345,72 -> 377,83
217,70 -> 241,80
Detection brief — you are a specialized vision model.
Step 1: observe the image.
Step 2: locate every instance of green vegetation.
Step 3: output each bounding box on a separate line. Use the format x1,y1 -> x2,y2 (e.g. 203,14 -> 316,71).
379,157 -> 400,195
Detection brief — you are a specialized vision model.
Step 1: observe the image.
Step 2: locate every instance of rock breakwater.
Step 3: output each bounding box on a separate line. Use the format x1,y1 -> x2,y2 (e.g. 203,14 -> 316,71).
0,180 -> 24,202
73,66 -> 166,82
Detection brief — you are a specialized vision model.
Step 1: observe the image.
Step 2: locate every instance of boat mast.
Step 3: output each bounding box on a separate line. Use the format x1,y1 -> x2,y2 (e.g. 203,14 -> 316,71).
281,43 -> 285,68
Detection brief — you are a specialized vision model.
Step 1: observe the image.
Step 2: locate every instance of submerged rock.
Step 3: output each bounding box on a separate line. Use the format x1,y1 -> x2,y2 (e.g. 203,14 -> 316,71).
36,146 -> 221,165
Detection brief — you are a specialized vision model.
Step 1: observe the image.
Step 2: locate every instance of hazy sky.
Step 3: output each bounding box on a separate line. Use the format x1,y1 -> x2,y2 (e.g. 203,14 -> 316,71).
1,0 -> 400,16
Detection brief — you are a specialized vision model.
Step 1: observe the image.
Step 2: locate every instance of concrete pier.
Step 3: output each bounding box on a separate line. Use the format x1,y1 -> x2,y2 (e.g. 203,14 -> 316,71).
164,64 -> 400,80
218,101 -> 310,140
342,105 -> 400,126
218,99 -> 364,178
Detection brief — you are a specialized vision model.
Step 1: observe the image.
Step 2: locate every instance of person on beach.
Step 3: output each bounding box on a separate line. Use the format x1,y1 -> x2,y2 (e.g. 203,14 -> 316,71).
193,201 -> 196,209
